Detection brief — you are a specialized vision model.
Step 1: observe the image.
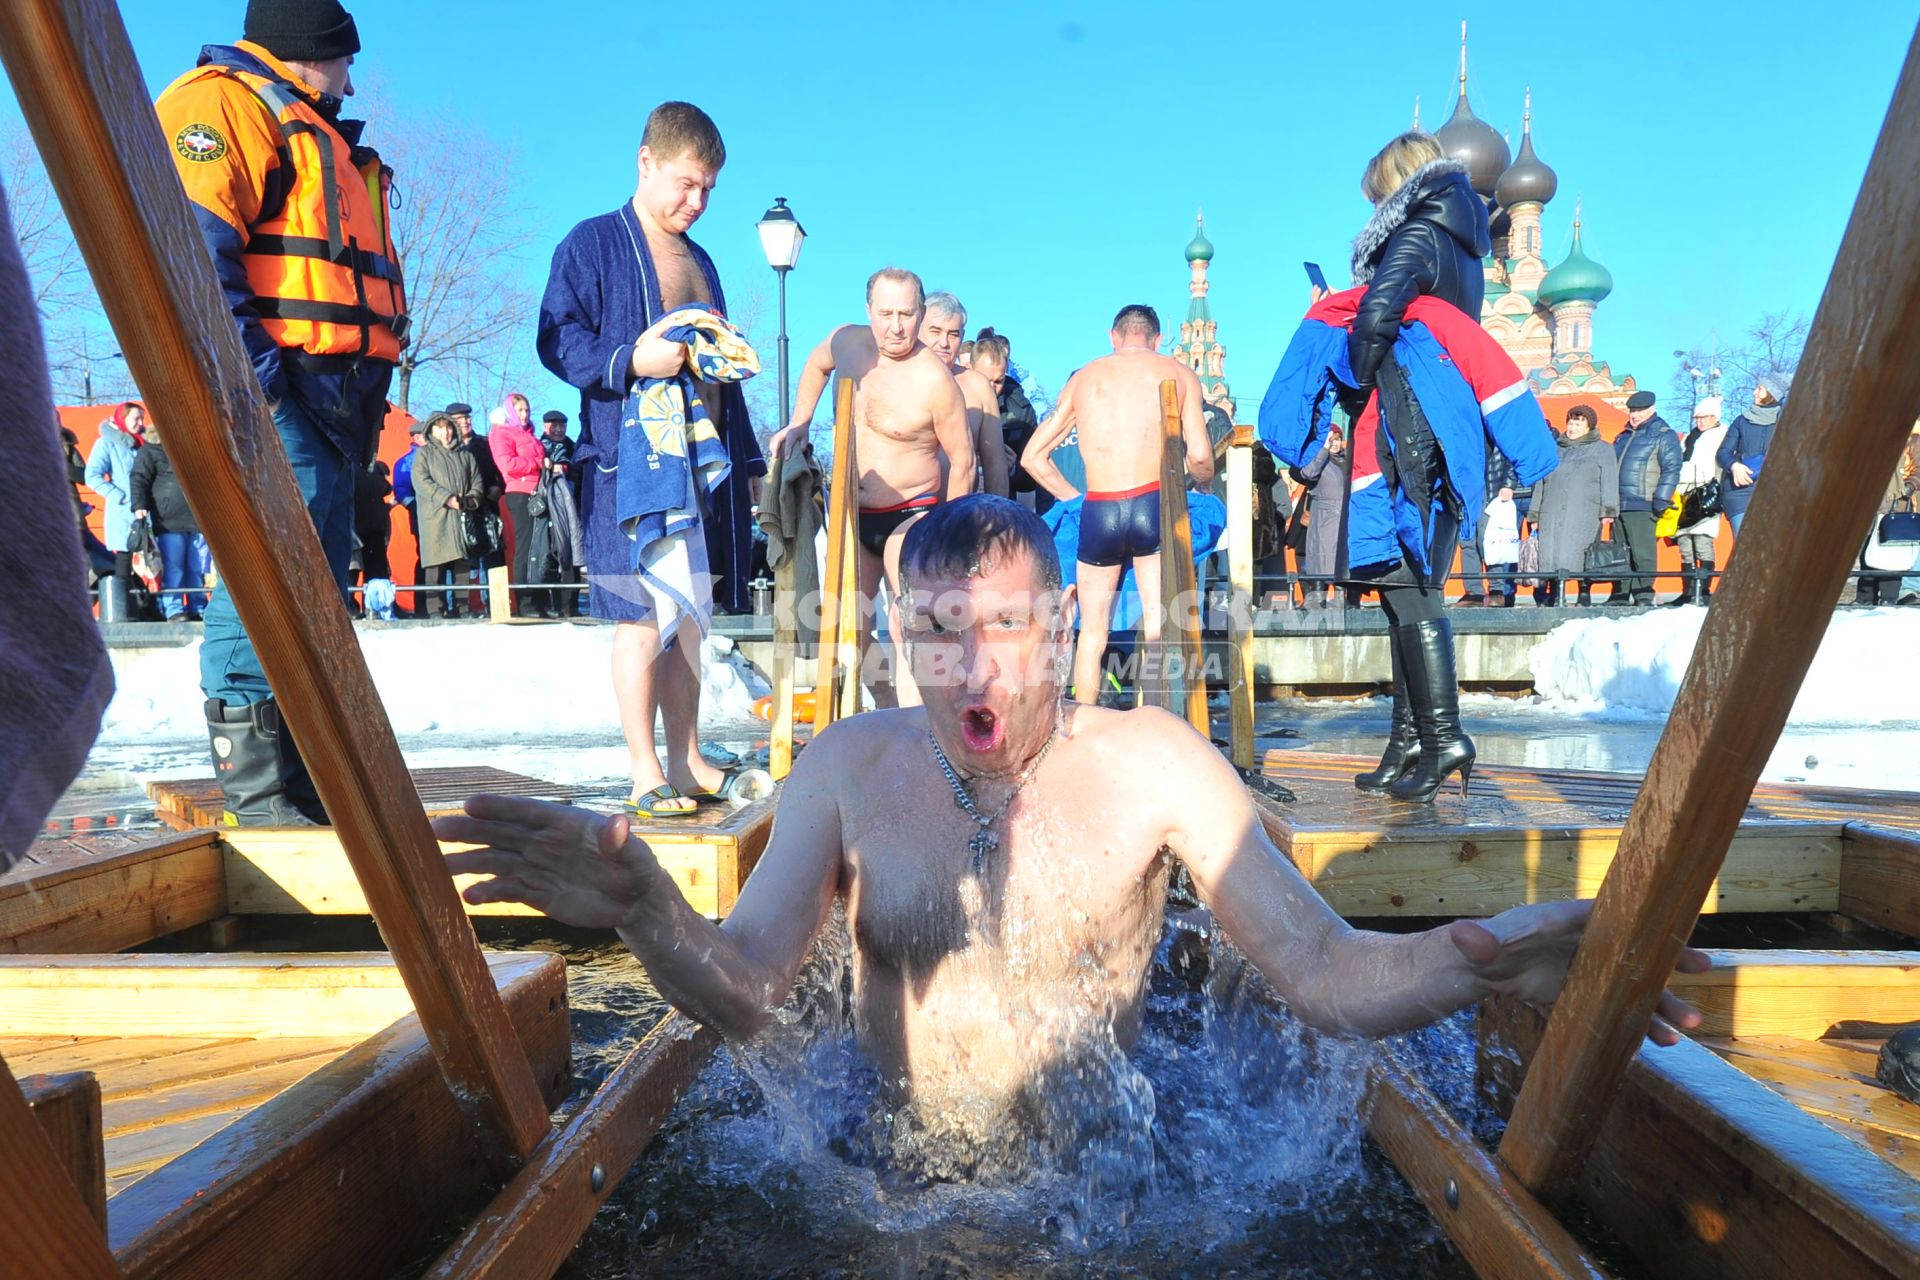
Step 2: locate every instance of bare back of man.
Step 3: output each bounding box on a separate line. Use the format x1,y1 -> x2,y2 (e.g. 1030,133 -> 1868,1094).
920,295 -> 1010,498
1022,307 -> 1214,703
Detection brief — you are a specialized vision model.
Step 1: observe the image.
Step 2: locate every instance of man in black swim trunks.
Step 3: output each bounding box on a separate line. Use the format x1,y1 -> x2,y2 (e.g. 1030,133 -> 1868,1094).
767,269 -> 974,705
1022,305 -> 1213,703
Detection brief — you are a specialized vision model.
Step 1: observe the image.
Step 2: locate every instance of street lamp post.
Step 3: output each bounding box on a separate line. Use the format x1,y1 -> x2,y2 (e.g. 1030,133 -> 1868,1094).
756,198 -> 806,431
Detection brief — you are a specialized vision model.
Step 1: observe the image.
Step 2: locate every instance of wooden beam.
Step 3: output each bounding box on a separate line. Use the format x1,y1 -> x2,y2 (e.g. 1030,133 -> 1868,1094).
1224,430 -> 1256,771
1839,824 -> 1920,940
0,952 -> 549,1039
22,1070 -> 107,1228
1286,824 -> 1842,918
0,0 -> 549,1165
108,953 -> 570,1280
0,1054 -> 121,1278
1156,379 -> 1208,736
424,1013 -> 719,1280
0,830 -> 225,952
1499,25 -> 1920,1205
1665,949 -> 1920,1039
1481,997 -> 1920,1279
1364,1050 -> 1610,1280
769,550 -> 798,780
814,378 -> 860,733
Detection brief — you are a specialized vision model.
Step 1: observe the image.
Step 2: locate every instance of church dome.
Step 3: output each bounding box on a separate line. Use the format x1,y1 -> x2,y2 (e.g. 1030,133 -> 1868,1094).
1495,93 -> 1557,208
1538,220 -> 1613,305
1185,215 -> 1214,263
1435,89 -> 1510,198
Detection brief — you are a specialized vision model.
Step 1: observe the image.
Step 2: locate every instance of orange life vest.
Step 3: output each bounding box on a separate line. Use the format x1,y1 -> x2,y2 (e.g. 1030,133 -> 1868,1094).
158,51 -> 406,365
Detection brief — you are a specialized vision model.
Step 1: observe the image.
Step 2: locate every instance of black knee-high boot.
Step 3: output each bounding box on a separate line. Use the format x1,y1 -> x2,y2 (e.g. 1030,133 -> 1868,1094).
1355,624 -> 1421,792
1386,618 -> 1476,803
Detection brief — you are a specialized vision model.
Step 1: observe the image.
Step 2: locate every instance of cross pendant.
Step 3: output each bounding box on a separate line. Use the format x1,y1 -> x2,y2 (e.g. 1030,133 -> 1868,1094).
969,825 -> 997,875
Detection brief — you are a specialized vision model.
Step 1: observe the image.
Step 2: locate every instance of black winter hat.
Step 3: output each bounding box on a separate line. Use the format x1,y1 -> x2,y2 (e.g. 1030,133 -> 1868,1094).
245,0 -> 361,62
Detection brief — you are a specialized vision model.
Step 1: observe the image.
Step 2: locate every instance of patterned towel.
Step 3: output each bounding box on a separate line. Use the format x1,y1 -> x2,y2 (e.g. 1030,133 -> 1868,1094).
614,305 -> 760,645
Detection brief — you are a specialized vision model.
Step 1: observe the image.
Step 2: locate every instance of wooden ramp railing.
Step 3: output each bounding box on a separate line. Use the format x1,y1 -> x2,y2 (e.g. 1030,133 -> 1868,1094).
1155,380 -> 1209,736
0,1057 -> 121,1278
1224,425 -> 1257,771
1498,20 -> 1920,1207
813,379 -> 863,733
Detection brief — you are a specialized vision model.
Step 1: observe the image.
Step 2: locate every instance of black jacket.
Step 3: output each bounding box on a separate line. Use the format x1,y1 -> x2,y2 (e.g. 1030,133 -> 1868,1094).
997,377 -> 1042,494
127,441 -> 198,535
1614,417 -> 1684,512
1348,160 -> 1491,394
461,434 -> 505,503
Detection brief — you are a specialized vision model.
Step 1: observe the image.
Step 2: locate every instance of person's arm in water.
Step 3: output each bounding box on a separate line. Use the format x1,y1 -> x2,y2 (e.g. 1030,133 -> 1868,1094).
1177,364 -> 1216,486
1154,713 -> 1708,1039
930,369 -> 977,501
1019,374 -> 1081,503
434,727 -> 847,1041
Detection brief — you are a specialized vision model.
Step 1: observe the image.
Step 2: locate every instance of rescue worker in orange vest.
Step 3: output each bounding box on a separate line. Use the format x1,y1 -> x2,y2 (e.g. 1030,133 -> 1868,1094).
156,0 -> 407,826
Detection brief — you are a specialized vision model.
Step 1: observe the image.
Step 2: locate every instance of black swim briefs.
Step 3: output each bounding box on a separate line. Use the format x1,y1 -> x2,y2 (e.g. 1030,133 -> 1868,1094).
857,493 -> 938,557
1077,482 -> 1162,567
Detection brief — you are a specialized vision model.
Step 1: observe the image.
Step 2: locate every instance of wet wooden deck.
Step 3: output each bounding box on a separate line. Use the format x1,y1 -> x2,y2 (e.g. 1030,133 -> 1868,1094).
1701,1032 -> 1920,1180
1255,749 -> 1920,919
148,764 -> 601,829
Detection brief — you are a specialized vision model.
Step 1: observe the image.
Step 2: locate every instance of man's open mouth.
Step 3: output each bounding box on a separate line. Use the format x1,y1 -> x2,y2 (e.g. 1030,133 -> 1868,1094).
960,706 -> 1003,752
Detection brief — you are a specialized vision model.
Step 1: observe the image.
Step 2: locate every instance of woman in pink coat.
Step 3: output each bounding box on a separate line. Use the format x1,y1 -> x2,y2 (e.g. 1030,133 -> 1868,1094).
489,392 -> 548,617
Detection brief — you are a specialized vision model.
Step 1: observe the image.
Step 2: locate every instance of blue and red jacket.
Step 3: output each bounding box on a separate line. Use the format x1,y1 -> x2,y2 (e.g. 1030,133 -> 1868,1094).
1259,288 -> 1557,576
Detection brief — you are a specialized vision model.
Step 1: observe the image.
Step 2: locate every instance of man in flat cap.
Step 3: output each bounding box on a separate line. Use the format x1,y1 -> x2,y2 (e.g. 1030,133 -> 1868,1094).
1611,390 -> 1682,606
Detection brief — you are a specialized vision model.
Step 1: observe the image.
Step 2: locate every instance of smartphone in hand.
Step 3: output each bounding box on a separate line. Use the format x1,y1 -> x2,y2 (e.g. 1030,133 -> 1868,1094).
1304,261 -> 1330,294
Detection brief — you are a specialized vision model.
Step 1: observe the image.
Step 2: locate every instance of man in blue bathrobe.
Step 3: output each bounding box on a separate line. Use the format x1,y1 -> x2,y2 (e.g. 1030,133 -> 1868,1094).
537,101 -> 764,815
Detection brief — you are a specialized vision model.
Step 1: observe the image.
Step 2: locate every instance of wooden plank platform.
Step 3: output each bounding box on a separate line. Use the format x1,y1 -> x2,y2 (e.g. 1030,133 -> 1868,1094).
0,829 -> 227,953
148,765 -> 600,830
1256,749 -> 1920,919
1701,1033 -> 1920,1180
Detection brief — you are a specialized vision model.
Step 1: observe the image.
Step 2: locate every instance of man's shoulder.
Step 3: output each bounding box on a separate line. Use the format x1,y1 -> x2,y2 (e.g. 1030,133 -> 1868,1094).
812,707 -> 925,768
555,207 -> 630,255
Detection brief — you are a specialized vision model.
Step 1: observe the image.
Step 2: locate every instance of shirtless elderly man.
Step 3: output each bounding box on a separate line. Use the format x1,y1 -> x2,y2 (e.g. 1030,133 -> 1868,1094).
768,269 -> 975,704
438,494 -> 1706,1153
1021,304 -> 1215,704
919,292 -> 1010,497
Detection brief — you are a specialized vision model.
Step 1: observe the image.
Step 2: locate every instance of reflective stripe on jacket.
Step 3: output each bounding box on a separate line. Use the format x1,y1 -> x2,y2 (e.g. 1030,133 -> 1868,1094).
156,42 -> 405,400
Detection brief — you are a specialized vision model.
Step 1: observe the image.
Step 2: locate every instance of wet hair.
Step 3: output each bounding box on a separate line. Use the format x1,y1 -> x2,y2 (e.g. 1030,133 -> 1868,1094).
1362,130 -> 1445,204
865,267 -> 925,310
971,327 -> 1010,370
1564,403 -> 1598,429
900,494 -> 1063,595
924,291 -> 967,326
642,101 -> 726,170
1111,303 -> 1160,339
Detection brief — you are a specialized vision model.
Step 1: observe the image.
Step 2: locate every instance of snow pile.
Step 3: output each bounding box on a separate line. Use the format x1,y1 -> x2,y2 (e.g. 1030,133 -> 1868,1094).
99,624 -> 770,744
1531,606 -> 1920,724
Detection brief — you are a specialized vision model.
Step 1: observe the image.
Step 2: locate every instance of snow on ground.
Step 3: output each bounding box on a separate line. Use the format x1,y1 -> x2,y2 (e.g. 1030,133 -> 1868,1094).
98,623 -> 769,745
1529,605 -> 1920,725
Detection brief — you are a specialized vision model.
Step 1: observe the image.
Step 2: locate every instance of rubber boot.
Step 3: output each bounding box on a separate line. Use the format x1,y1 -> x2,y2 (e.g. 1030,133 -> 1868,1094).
1662,569 -> 1697,607
1699,560 -> 1715,599
1386,618 -> 1477,804
206,699 -> 322,827
1355,627 -> 1421,793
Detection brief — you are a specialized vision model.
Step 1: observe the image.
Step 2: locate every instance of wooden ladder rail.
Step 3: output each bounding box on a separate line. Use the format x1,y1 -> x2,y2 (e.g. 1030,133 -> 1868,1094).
1224,425 -> 1257,771
0,0 -> 550,1171
1498,19 -> 1920,1208
1155,380 -> 1209,736
768,546 -> 798,779
0,1058 -> 122,1278
812,379 -> 862,732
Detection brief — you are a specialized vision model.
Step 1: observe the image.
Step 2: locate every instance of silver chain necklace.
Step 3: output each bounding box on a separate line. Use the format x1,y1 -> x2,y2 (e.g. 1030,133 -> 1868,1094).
928,704 -> 1064,877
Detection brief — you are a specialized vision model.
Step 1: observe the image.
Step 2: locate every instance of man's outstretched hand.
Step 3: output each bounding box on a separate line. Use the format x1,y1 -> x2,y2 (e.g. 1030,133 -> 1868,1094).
434,795 -> 664,930
1447,900 -> 1711,1047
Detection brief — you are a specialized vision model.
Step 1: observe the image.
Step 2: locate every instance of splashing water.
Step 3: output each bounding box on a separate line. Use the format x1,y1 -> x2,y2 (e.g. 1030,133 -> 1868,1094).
572,914 -> 1476,1278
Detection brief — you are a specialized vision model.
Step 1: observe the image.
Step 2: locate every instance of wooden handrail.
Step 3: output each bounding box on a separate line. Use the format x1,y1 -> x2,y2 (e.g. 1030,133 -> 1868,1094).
0,1056 -> 122,1278
1156,380 -> 1209,735
1498,20 -> 1920,1206
812,379 -> 861,731
0,0 -> 549,1167
1224,426 -> 1257,770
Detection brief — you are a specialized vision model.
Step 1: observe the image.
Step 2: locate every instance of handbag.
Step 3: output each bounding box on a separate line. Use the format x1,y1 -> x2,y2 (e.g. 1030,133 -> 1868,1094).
458,507 -> 500,562
1653,491 -> 1685,540
1583,526 -> 1631,577
1879,500 -> 1920,547
526,487 -> 549,518
1517,531 -> 1540,587
1679,479 -> 1723,527
1864,518 -> 1920,573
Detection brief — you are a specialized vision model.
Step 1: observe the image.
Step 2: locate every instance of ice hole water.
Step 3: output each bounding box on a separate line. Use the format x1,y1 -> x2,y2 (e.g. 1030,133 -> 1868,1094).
570,913 -> 1480,1278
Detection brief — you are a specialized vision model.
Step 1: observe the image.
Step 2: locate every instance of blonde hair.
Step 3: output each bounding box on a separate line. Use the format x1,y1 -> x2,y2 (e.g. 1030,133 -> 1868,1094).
1362,131 -> 1446,204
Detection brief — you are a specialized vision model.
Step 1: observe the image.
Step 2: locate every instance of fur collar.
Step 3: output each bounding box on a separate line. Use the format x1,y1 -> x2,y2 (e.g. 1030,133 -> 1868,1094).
1350,158 -> 1470,284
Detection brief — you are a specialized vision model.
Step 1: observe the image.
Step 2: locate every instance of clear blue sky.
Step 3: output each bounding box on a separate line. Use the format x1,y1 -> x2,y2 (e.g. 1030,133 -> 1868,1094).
5,1 -> 1915,427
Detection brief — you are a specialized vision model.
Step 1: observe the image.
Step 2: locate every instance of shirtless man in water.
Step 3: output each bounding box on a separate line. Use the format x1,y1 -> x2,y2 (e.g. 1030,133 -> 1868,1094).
919,292 -> 1010,498
438,495 -> 1707,1151
767,269 -> 975,705
1021,304 -> 1215,704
